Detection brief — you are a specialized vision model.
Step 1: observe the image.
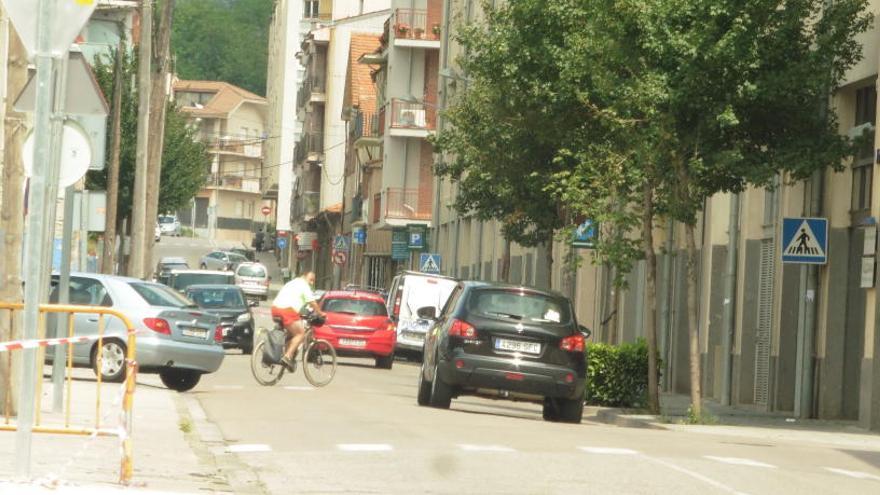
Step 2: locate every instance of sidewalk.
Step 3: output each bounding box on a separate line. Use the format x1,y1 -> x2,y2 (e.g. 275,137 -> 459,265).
587,392 -> 880,450
0,370 -> 234,493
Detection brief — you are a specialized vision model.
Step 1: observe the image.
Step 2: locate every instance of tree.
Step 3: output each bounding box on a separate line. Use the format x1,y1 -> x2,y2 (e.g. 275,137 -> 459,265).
87,48 -> 209,228
172,0 -> 273,95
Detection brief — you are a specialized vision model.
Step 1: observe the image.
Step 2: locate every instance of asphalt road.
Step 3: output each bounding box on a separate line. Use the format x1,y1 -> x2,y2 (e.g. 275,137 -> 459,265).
156,237 -> 880,495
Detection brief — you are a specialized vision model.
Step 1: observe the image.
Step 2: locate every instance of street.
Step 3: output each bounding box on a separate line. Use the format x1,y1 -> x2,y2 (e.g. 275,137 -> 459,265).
147,238 -> 880,495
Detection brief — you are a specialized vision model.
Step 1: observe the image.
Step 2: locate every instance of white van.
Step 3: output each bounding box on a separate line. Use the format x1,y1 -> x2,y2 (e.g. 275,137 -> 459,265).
386,271 -> 458,355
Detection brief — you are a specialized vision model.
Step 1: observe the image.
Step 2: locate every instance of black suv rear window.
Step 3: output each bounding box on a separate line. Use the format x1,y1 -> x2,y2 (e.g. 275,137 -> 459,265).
322,298 -> 387,316
468,289 -> 571,324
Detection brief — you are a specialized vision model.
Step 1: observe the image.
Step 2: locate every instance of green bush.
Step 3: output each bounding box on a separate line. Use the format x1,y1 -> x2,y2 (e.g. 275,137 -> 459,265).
585,339 -> 654,408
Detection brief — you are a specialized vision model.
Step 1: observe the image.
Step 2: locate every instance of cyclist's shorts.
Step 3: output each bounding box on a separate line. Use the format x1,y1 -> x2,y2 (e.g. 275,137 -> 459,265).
271,306 -> 302,327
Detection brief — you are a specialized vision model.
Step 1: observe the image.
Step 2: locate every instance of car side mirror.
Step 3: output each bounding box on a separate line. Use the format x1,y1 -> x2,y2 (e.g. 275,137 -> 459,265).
416,306 -> 437,320
579,325 -> 592,339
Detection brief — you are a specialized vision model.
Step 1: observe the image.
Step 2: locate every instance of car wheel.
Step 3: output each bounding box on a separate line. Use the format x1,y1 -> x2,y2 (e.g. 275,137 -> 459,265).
416,362 -> 432,406
159,368 -> 202,392
91,339 -> 127,383
241,342 -> 254,355
429,359 -> 452,409
543,397 -> 584,423
375,354 -> 394,370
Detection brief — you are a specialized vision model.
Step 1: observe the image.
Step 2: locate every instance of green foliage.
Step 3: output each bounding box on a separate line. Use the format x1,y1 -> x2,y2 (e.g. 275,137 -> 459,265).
172,0 -> 273,96
585,339 -> 656,408
685,405 -> 718,425
87,48 -> 209,220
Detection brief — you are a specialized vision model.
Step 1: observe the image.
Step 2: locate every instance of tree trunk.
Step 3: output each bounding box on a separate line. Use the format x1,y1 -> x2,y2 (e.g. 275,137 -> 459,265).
501,237 -> 511,282
101,44 -> 124,275
143,0 -> 175,277
544,239 -> 554,290
641,181 -> 660,414
0,18 -> 28,416
685,222 -> 702,417
606,265 -> 619,344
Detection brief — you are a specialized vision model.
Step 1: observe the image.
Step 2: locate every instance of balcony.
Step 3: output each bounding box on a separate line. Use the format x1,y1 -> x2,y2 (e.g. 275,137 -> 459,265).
393,9 -> 441,49
388,99 -> 435,138
210,138 -> 263,158
294,191 -> 321,221
305,75 -> 326,103
206,174 -> 262,193
373,187 -> 432,227
352,111 -> 382,146
295,133 -> 324,164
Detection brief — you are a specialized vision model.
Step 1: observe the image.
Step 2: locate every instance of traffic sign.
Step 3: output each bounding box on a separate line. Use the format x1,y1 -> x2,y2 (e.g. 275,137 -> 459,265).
419,253 -> 442,274
391,228 -> 409,261
261,205 -> 271,216
782,217 -> 827,264
334,234 -> 350,253
332,250 -> 347,265
572,219 -> 598,249
353,227 -> 366,245
408,224 -> 426,250
277,236 -> 288,250
3,0 -> 98,59
22,122 -> 91,188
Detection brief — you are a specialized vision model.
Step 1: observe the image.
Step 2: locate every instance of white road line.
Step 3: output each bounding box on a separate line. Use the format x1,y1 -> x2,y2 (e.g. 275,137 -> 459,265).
283,386 -> 314,391
578,446 -> 640,455
824,467 -> 880,481
337,443 -> 393,452
226,444 -> 272,453
641,455 -> 750,495
704,456 -> 776,469
458,444 -> 516,452
213,385 -> 244,390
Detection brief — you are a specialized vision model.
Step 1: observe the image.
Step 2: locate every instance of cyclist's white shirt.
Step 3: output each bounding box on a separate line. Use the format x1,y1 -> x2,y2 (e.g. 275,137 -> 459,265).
272,277 -> 317,312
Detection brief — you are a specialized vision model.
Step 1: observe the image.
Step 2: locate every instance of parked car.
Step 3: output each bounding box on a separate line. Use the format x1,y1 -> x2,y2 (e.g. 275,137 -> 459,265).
312,290 -> 397,369
200,251 -> 248,271
155,224 -> 161,242
229,247 -> 256,262
48,273 -> 224,392
386,271 -> 458,356
154,256 -> 189,285
234,262 -> 270,300
158,215 -> 181,236
417,282 -> 588,423
167,269 -> 235,293
185,285 -> 256,354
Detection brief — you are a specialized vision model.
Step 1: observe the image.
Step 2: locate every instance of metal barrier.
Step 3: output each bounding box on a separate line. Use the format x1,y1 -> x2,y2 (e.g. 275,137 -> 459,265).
0,302 -> 138,484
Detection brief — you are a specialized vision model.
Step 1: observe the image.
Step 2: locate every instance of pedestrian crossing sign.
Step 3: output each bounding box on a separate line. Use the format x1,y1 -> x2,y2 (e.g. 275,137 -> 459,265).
420,253 -> 442,274
782,217 -> 827,265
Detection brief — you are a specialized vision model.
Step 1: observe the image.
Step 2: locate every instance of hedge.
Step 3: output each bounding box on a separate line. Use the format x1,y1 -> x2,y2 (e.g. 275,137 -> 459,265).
585,339 -> 655,408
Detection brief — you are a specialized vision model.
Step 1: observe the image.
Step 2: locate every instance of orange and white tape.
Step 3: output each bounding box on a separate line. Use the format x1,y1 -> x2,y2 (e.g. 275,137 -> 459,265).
0,334 -> 103,353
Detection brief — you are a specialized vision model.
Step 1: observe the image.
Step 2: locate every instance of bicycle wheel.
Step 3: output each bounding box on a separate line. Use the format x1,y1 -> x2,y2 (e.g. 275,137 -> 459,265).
302,339 -> 337,387
251,340 -> 285,386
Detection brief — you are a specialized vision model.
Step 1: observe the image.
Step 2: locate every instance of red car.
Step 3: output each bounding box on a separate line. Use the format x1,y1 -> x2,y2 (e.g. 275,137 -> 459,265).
312,290 -> 397,369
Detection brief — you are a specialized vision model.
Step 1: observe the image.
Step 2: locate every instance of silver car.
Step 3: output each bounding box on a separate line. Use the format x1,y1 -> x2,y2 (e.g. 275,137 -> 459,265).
49,273 -> 225,392
234,262 -> 270,300
200,250 -> 248,271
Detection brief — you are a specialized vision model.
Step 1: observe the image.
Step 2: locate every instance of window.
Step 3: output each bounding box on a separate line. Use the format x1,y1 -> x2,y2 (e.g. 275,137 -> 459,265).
235,200 -> 244,217
303,0 -> 319,18
130,283 -> 195,309
51,277 -> 113,307
855,84 -> 876,126
468,289 -> 572,325
186,288 -> 246,309
852,83 -> 876,214
852,162 -> 873,212
321,298 -> 387,316
237,264 -> 267,278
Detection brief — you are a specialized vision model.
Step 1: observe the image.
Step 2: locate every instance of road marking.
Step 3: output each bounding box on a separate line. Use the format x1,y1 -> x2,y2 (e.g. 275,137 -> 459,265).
458,444 -> 516,452
641,455 -> 750,495
226,444 -> 272,453
283,386 -> 314,391
704,456 -> 776,469
824,467 -> 880,481
578,446 -> 640,455
213,385 -> 244,390
337,443 -> 393,452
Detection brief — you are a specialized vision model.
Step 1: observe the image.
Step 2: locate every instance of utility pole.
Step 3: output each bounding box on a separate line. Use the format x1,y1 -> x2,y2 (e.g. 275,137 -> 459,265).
128,0 -> 152,278
101,42 -> 124,275
143,0 -> 175,277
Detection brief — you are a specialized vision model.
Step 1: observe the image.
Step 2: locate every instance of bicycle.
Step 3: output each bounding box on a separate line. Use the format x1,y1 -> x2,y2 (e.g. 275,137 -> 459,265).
250,313 -> 337,387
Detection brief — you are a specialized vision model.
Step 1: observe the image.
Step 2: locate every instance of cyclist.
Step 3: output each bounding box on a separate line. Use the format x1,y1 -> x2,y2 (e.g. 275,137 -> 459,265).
271,271 -> 326,370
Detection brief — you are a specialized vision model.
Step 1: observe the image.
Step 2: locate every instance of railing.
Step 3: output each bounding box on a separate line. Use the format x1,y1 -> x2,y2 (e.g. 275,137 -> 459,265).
353,111 -> 381,141
211,138 -> 263,158
389,99 -> 436,130
304,75 -> 326,96
206,174 -> 262,193
295,133 -> 324,164
383,187 -> 432,221
0,302 -> 138,484
295,191 -> 321,219
394,9 -> 441,41
372,193 -> 382,224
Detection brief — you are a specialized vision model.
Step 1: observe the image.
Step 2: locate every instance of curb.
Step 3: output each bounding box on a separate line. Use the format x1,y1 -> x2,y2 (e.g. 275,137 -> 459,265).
588,407 -> 668,430
172,393 -> 267,495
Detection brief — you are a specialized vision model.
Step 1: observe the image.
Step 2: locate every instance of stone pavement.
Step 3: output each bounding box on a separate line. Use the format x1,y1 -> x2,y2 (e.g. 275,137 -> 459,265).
0,369 -> 234,494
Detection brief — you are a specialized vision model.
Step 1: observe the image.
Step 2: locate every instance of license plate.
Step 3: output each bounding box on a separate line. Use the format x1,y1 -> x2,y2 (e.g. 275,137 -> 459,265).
402,332 -> 424,342
182,328 -> 208,338
494,338 -> 540,354
339,338 -> 366,348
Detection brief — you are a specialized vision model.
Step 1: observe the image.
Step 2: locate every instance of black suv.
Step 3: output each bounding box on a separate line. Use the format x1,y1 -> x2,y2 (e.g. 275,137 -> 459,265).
417,282 -> 588,423
185,285 -> 257,354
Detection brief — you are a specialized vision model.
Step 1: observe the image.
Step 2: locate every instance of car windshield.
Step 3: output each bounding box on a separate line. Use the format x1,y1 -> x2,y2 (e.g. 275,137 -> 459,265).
186,288 -> 245,309
171,273 -> 234,291
130,282 -> 197,308
238,264 -> 266,277
158,216 -> 175,224
161,263 -> 188,271
468,289 -> 570,324
322,298 -> 387,316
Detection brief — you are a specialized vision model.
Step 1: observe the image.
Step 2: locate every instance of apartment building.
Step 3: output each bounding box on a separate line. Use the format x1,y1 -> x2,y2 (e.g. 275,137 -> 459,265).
173,80 -> 270,243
